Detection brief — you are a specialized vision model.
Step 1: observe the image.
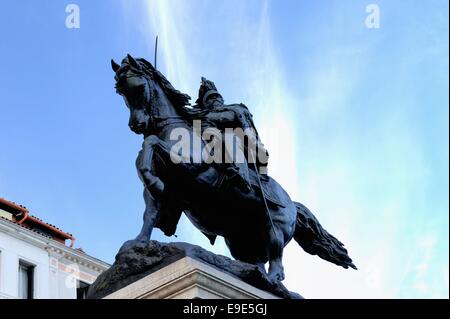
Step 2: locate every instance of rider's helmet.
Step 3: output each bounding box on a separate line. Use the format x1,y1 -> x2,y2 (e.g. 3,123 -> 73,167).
195,77 -> 223,108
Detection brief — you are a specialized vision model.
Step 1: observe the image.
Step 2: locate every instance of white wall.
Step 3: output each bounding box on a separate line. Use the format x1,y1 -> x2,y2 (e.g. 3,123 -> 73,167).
0,231 -> 49,298
0,221 -> 108,299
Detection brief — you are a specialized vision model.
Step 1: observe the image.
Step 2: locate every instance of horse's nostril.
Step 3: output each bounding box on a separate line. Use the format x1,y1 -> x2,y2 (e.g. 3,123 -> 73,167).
130,123 -> 145,131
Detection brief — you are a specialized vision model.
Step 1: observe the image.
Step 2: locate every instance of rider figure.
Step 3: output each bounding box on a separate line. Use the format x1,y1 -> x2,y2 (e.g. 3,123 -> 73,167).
195,77 -> 269,193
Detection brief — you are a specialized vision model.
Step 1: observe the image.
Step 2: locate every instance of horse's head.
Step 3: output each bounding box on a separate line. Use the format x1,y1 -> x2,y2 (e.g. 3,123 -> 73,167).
112,54 -> 193,136
112,54 -> 153,135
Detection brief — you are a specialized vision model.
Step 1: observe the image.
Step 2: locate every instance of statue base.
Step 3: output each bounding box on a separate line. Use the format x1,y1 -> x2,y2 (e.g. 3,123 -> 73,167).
103,256 -> 279,299
87,240 -> 302,299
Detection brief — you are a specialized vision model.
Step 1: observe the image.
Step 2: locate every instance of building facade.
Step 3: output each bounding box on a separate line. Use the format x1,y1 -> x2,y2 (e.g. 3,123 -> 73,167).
0,197 -> 109,299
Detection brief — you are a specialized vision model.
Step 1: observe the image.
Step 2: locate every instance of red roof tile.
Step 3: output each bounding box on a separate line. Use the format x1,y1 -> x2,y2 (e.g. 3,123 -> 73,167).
0,197 -> 75,247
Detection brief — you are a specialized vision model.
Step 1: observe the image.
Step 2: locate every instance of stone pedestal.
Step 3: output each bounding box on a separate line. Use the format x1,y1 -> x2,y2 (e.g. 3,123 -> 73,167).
104,257 -> 279,299
87,240 -> 301,299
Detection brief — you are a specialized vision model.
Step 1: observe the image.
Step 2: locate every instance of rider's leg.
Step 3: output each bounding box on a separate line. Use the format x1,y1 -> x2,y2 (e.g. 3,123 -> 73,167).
227,132 -> 251,192
235,162 -> 251,191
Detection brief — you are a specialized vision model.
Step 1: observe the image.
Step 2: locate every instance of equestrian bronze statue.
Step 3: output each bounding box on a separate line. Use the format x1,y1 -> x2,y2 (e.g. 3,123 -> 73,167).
110,54 -> 356,284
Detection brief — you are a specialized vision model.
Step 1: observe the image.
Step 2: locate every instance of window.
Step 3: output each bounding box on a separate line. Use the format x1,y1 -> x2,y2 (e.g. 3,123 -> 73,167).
77,280 -> 90,299
18,261 -> 34,299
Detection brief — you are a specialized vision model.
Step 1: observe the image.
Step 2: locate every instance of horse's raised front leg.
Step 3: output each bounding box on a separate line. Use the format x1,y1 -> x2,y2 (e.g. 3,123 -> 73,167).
137,135 -> 165,198
134,134 -> 176,243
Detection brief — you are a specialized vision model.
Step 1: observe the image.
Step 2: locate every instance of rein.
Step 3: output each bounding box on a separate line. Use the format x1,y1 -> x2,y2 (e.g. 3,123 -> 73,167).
120,70 -> 192,134
141,74 -> 191,132
152,116 -> 189,130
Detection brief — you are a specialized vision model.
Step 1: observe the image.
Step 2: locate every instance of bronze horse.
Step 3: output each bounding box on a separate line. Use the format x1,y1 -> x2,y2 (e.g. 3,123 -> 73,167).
111,54 -> 356,283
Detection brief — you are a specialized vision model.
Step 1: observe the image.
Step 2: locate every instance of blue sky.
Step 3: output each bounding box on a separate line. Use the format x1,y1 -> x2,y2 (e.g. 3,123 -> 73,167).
0,0 -> 448,298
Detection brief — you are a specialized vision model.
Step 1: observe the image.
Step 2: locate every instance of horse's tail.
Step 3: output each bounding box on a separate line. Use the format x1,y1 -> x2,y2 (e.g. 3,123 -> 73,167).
293,201 -> 357,270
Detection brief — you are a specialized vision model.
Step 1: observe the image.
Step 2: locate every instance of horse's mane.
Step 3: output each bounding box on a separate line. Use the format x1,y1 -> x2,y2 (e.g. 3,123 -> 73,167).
136,58 -> 204,119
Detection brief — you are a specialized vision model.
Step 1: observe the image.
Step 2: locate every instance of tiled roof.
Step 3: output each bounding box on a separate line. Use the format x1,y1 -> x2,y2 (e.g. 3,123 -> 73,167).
0,197 -> 75,246
0,197 -> 28,213
29,214 -> 74,237
0,215 -> 53,240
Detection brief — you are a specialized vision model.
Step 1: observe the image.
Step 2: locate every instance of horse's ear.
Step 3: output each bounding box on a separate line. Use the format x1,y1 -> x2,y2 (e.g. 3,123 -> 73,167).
127,54 -> 140,69
111,59 -> 120,72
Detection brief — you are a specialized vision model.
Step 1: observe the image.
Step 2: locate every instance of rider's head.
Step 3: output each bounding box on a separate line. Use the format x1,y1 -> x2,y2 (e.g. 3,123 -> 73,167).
196,77 -> 224,109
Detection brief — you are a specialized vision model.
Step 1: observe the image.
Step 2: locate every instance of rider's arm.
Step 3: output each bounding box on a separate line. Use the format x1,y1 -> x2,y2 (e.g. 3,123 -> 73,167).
236,107 -> 270,163
205,110 -> 236,125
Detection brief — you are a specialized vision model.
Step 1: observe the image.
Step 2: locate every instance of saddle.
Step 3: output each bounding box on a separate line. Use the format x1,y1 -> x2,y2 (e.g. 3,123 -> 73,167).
196,164 -> 285,208
156,167 -> 284,243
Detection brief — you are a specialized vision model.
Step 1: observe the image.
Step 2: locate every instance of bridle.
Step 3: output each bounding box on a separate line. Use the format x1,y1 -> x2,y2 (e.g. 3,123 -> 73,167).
118,71 -> 189,133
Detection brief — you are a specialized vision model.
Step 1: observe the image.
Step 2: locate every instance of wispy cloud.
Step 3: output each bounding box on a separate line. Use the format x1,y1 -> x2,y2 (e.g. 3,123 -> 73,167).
133,0 -> 301,256
121,0 -> 449,298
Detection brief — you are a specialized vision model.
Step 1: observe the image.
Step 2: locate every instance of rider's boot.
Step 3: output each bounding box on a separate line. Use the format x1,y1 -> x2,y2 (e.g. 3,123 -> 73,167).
196,165 -> 222,189
225,166 -> 251,193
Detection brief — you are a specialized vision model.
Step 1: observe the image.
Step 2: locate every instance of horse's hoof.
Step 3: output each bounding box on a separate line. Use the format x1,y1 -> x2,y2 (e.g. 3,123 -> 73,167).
134,236 -> 150,243
118,238 -> 148,254
118,240 -> 138,254
268,272 -> 284,284
268,264 -> 285,283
